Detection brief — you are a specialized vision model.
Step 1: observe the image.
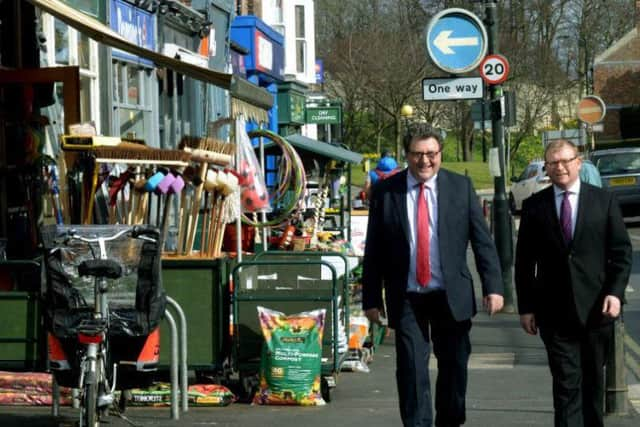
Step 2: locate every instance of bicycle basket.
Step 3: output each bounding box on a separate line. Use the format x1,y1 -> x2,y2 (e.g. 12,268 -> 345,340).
41,224 -> 166,339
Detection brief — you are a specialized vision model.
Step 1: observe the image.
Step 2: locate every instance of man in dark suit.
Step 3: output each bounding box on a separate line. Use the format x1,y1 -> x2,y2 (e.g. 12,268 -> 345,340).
515,139 -> 632,427
362,129 -> 504,427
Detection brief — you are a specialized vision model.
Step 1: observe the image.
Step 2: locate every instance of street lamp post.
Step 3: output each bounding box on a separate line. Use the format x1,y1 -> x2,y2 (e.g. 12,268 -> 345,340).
400,104 -> 414,160
579,37 -> 591,96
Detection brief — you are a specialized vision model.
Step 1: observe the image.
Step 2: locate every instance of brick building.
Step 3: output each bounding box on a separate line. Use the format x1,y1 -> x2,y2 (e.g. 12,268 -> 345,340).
593,2 -> 640,143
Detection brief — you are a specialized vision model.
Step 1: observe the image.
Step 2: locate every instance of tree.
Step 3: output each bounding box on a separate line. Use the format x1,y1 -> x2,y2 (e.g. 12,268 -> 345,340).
317,0 -> 431,158
494,1 -> 633,164
316,0 -> 636,166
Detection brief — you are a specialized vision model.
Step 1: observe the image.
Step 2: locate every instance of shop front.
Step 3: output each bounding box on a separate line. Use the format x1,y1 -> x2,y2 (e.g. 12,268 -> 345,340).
0,0 -> 273,375
230,15 -> 284,133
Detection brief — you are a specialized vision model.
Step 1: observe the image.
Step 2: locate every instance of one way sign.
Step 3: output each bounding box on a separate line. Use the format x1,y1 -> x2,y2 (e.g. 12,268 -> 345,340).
426,8 -> 487,74
422,77 -> 484,101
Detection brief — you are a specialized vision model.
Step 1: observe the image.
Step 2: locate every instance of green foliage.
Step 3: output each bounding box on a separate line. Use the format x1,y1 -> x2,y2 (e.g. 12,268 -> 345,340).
441,134 -> 460,161
562,119 -> 579,129
343,110 -> 395,154
510,135 -> 544,177
350,158 -> 494,191
350,164 -> 367,188
349,132 -> 544,191
441,131 -> 489,163
443,161 -> 494,190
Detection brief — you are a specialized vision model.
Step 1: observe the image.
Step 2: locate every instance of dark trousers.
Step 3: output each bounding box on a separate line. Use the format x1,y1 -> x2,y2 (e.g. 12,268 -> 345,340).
395,291 -> 471,427
539,321 -> 613,427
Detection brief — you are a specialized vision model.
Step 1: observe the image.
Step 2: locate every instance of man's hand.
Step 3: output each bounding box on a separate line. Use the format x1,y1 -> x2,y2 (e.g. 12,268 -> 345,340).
365,308 -> 382,326
520,313 -> 537,335
602,295 -> 621,318
483,293 -> 504,316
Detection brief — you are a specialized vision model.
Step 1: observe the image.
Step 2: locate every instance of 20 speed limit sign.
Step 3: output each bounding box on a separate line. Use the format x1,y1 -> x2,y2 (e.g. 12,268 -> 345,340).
479,54 -> 510,85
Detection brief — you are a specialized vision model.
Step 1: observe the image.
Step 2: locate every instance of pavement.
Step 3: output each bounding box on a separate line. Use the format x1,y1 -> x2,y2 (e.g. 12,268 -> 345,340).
2,244 -> 640,426
1,311 -> 638,426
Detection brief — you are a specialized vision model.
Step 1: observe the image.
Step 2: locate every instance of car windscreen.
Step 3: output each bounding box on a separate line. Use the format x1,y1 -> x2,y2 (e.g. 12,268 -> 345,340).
592,152 -> 640,175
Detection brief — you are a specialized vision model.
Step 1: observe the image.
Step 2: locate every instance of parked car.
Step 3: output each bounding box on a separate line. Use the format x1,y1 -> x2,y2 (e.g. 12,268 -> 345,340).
509,160 -> 551,214
591,147 -> 640,217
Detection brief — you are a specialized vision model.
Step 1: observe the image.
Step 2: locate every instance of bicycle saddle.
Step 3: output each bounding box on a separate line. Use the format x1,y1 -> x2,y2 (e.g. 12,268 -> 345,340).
78,259 -> 123,279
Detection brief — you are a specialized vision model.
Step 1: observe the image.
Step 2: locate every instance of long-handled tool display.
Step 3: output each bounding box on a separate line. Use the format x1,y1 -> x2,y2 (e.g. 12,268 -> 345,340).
211,171 -> 239,257
180,136 -> 235,255
201,169 -> 219,255
176,166 -> 198,254
155,171 -> 184,249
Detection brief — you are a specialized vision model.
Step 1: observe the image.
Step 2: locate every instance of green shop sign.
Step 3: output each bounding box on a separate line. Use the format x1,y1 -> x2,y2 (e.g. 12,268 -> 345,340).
306,106 -> 341,124
290,93 -> 306,123
277,91 -> 306,125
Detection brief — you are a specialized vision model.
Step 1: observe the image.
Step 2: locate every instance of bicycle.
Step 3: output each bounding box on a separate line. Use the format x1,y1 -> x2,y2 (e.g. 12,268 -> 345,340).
45,225 -> 160,427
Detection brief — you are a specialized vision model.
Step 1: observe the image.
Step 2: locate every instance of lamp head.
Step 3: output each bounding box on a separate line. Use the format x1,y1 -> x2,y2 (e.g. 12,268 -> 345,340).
400,104 -> 414,118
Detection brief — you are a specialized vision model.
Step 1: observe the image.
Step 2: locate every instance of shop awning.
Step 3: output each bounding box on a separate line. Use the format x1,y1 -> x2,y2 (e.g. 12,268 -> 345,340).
230,77 -> 273,123
281,134 -> 363,164
26,0 -> 232,89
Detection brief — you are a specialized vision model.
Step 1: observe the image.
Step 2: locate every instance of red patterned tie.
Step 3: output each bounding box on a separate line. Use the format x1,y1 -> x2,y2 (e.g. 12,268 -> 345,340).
416,183 -> 431,287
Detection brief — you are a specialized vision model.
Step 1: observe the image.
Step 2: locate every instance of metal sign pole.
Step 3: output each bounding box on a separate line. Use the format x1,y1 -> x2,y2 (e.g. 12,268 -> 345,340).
485,0 -> 514,310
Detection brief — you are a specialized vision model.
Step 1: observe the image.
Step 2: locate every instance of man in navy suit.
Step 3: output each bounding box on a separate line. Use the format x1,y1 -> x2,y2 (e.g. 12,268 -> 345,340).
362,128 -> 504,427
515,139 -> 632,427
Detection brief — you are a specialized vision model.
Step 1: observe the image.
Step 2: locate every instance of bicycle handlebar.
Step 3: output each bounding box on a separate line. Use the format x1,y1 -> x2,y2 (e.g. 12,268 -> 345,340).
61,225 -> 159,245
131,225 -> 160,240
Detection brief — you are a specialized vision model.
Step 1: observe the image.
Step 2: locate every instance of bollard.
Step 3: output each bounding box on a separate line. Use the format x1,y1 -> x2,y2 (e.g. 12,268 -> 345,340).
605,316 -> 628,415
164,310 -> 179,420
166,296 -> 189,413
51,377 -> 60,417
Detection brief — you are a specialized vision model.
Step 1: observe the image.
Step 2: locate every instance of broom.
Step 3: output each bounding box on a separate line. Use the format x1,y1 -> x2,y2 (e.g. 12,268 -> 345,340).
212,171 -> 240,258
176,166 -> 198,254
207,170 -> 226,257
180,136 -> 235,255
84,145 -> 190,224
202,168 -> 219,256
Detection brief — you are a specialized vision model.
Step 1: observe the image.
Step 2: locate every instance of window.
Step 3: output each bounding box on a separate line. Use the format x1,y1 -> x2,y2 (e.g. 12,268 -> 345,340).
79,75 -> 92,123
518,165 -> 534,181
295,5 -> 305,38
235,0 -> 255,15
54,20 -> 69,65
77,32 -> 91,69
44,15 -> 99,128
296,40 -> 306,73
295,5 -> 306,74
126,66 -> 140,105
112,62 -> 152,139
526,166 -> 539,179
593,152 -> 640,175
273,0 -> 285,35
620,106 -> 640,140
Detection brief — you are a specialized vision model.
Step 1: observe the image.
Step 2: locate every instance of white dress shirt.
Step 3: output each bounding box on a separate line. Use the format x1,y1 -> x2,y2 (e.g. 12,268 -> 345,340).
406,171 -> 444,293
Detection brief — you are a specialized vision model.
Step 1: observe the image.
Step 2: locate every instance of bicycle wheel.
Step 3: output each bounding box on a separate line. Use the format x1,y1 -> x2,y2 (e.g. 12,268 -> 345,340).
80,361 -> 102,427
81,365 -> 99,427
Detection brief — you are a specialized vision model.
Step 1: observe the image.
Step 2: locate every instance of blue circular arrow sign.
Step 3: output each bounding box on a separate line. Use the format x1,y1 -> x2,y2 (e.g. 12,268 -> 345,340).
426,8 -> 487,74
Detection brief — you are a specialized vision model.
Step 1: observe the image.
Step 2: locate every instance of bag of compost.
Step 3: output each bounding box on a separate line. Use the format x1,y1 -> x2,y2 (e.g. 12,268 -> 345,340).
253,306 -> 326,406
128,382 -> 235,406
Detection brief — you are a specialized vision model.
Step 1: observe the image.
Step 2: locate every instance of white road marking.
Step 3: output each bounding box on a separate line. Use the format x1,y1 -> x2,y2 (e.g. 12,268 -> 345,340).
629,384 -> 640,413
429,353 -> 515,370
